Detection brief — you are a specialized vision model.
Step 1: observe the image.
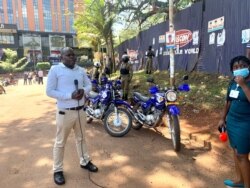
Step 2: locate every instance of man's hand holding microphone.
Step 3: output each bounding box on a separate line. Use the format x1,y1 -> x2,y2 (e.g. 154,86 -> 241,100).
72,80 -> 84,100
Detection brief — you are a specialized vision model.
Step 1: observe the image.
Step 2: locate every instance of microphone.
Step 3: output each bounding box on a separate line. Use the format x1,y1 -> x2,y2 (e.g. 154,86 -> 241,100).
74,79 -> 79,93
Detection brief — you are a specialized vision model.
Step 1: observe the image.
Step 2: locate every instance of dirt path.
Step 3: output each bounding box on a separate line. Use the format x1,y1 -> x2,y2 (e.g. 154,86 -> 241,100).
0,79 -> 234,188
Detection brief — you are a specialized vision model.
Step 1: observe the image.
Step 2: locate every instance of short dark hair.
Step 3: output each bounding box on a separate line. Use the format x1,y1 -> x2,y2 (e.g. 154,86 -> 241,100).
60,47 -> 73,56
230,56 -> 250,71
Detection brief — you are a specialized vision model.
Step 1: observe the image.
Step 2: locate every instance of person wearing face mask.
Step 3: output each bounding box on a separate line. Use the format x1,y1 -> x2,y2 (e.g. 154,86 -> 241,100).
217,56 -> 250,188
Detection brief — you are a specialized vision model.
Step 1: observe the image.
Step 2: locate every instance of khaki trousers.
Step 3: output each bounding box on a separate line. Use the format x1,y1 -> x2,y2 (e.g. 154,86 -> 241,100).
121,75 -> 130,96
146,58 -> 153,73
53,109 -> 90,172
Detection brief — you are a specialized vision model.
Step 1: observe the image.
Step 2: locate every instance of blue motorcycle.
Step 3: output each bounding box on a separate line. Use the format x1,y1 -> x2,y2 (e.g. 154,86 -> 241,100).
127,75 -> 190,151
85,78 -> 132,137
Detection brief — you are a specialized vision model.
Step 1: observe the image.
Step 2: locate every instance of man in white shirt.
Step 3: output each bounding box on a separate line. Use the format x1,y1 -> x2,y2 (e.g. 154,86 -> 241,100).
46,47 -> 98,186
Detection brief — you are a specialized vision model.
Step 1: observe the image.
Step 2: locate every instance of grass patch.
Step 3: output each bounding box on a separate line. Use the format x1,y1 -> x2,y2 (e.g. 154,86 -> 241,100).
110,70 -> 231,111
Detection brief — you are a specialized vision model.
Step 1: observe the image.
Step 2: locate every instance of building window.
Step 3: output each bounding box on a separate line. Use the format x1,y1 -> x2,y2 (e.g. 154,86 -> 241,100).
21,0 -> 29,30
0,33 -> 15,44
43,1 -> 52,32
7,0 -> 14,23
33,0 -> 39,31
60,0 -> 66,32
68,0 -> 75,33
54,0 -> 58,31
0,0 -> 4,22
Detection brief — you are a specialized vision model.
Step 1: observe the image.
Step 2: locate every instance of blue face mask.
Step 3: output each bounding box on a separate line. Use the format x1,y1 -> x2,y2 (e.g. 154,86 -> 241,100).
233,68 -> 250,78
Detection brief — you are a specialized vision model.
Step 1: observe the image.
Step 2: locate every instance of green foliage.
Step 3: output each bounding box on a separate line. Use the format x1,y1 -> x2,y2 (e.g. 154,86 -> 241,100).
77,59 -> 93,68
15,57 -> 28,68
110,70 -> 230,111
14,61 -> 30,72
36,62 -> 50,70
0,56 -> 30,73
114,0 -> 202,45
2,48 -> 17,64
74,0 -> 114,51
0,61 -> 14,73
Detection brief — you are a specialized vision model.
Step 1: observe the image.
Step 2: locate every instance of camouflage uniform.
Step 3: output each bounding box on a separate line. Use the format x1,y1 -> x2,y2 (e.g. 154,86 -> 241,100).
145,47 -> 155,74
91,67 -> 100,81
120,61 -> 133,100
91,66 -> 100,92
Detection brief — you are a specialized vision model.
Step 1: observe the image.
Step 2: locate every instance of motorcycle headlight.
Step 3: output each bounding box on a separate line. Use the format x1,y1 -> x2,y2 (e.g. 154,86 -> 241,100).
165,90 -> 177,102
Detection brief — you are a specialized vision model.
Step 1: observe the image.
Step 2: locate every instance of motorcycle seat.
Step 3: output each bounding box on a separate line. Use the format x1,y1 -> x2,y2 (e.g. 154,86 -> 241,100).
88,91 -> 99,98
133,92 -> 150,102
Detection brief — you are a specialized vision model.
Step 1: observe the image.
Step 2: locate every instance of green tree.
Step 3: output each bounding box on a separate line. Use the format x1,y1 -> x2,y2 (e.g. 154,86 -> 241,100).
114,0 -> 202,44
74,0 -> 116,72
2,48 -> 17,64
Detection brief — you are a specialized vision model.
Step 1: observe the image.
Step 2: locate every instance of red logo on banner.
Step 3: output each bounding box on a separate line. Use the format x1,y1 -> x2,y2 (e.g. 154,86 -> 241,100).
176,29 -> 192,47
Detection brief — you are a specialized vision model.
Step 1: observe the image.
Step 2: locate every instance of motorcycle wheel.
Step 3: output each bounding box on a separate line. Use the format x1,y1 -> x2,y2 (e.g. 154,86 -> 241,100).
132,121 -> 143,130
104,107 -> 132,137
168,114 -> 181,152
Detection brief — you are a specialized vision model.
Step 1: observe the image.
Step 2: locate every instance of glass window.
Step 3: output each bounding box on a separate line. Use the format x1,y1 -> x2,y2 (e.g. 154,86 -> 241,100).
41,36 -> 49,47
43,1 -> 52,32
33,0 -> 39,31
0,33 -> 15,44
0,0 -> 4,22
68,0 -> 75,33
60,0 -> 66,32
21,0 -> 29,30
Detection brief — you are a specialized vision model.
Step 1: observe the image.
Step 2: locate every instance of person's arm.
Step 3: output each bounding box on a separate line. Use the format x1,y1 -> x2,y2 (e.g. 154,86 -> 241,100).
46,67 -> 72,100
235,76 -> 250,102
217,100 -> 231,128
217,81 -> 233,128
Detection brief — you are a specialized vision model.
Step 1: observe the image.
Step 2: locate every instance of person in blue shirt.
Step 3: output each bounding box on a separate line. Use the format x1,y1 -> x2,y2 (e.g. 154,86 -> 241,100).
46,47 -> 98,186
218,56 -> 250,188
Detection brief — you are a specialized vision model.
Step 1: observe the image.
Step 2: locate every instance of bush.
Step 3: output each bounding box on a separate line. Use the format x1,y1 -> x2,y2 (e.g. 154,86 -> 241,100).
15,57 -> 27,68
2,49 -> 17,64
36,62 -> 50,70
78,59 -> 93,68
0,62 -> 14,73
14,61 -> 31,72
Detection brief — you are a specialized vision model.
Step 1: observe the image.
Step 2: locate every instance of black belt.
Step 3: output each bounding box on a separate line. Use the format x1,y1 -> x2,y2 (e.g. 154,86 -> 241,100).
65,105 -> 84,110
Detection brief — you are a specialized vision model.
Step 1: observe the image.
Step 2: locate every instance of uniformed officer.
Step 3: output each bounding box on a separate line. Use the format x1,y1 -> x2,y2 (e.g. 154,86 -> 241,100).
120,55 -> 133,100
145,45 -> 155,74
91,61 -> 101,81
91,61 -> 101,92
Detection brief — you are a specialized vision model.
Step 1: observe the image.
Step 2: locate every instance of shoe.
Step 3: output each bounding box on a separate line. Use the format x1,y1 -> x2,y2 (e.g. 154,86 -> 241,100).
54,171 -> 65,185
81,161 -> 98,172
224,179 -> 244,187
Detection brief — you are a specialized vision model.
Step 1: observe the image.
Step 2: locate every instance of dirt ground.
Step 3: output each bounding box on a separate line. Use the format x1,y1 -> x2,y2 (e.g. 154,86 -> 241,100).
0,78 -> 235,188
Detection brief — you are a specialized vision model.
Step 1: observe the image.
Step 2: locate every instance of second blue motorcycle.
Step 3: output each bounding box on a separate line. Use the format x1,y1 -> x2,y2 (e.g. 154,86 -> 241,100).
126,75 -> 190,151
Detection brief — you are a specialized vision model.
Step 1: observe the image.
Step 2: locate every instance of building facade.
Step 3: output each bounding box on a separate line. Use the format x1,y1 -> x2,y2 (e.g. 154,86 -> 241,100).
0,0 -> 79,61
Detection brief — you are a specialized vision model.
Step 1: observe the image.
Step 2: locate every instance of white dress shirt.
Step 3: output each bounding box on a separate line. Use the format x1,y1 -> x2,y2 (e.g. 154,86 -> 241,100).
46,63 -> 92,109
